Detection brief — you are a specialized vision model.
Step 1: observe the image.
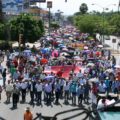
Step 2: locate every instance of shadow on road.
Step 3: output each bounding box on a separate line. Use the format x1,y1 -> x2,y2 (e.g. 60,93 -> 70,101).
0,117 -> 6,120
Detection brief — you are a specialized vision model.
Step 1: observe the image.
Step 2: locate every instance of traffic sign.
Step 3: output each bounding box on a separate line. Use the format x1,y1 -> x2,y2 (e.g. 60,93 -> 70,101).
30,0 -> 46,2
112,39 -> 116,43
47,1 -> 52,8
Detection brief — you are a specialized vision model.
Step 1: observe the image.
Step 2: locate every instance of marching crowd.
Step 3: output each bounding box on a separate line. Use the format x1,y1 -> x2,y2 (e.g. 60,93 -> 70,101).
0,26 -> 120,110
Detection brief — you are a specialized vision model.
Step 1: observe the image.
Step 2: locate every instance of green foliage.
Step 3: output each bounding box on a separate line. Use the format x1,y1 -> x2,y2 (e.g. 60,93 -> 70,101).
74,14 -> 113,35
109,14 -> 120,35
0,0 -> 3,23
67,16 -> 74,24
50,22 -> 60,29
9,13 -> 44,43
79,3 -> 88,14
0,23 -> 5,40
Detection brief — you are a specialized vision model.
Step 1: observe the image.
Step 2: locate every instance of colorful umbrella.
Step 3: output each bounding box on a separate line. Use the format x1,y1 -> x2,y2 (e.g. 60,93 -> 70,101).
40,58 -> 48,64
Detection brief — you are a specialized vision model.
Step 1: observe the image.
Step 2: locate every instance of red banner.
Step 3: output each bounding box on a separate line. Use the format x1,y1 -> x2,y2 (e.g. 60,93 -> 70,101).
44,65 -> 81,79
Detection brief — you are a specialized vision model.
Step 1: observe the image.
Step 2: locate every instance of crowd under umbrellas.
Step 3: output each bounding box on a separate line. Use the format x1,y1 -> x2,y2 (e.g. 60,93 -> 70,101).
0,26 -> 120,111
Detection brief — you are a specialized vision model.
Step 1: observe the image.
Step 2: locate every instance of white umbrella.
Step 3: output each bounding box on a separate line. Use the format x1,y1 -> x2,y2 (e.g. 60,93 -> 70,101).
60,52 -> 69,56
74,56 -> 82,61
84,46 -> 88,50
62,48 -> 68,51
87,63 -> 95,67
24,50 -> 31,53
74,56 -> 80,59
89,78 -> 99,83
114,65 -> 120,68
105,69 -> 114,73
98,45 -> 103,48
58,56 -> 66,60
45,76 -> 54,80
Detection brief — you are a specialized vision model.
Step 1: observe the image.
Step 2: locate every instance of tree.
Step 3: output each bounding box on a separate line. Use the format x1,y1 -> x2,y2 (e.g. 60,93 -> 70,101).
0,0 -> 3,22
109,14 -> 120,35
0,23 -> 5,40
9,14 -> 44,43
79,3 -> 88,14
74,14 -> 111,35
50,22 -> 60,30
67,16 -> 74,24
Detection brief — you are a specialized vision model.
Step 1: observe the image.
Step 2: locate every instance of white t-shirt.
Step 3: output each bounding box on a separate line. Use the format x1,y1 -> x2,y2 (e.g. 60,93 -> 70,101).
98,83 -> 106,93
35,83 -> 43,92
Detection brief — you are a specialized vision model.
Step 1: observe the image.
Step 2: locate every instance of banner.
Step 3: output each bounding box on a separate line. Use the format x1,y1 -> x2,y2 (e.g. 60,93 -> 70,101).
44,65 -> 81,79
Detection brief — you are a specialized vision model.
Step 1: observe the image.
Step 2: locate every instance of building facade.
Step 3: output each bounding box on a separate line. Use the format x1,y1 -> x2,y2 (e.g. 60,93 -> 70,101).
2,0 -> 24,14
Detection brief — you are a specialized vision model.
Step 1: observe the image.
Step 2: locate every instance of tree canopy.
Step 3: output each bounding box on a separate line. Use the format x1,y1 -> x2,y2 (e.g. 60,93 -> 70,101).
74,14 -> 112,35
79,3 -> 88,14
0,0 -> 3,23
9,13 -> 44,43
50,22 -> 60,30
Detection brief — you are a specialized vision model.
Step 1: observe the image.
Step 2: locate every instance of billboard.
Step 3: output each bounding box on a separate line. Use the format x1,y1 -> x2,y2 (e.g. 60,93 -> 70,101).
30,0 -> 46,2
15,0 -> 23,3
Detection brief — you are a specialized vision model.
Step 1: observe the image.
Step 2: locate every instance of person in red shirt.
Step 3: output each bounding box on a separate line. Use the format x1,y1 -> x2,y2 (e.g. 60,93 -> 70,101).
57,68 -> 64,78
13,59 -> 18,68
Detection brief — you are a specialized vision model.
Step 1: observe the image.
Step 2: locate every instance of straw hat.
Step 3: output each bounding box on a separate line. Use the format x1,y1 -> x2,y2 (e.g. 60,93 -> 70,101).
25,107 -> 30,111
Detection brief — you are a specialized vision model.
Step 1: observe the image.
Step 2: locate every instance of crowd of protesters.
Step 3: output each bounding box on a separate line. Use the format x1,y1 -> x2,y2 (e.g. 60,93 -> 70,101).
0,26 -> 120,110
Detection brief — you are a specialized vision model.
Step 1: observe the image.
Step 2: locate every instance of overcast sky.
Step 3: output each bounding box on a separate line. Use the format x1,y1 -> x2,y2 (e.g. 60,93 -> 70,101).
37,0 -> 120,15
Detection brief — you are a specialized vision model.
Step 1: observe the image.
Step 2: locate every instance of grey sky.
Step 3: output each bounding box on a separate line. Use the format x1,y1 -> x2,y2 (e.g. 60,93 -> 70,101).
37,0 -> 119,15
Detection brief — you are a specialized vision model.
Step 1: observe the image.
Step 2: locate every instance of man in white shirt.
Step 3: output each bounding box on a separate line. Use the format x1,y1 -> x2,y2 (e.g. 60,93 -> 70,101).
77,70 -> 83,78
98,81 -> 106,93
5,80 -> 13,103
20,81 -> 28,103
35,81 -> 43,104
64,81 -> 70,103
54,79 -> 61,104
44,82 -> 52,105
60,79 -> 65,98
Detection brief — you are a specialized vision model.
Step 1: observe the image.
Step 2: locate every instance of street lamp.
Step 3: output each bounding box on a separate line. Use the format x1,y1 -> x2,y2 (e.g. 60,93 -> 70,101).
92,3 -> 116,44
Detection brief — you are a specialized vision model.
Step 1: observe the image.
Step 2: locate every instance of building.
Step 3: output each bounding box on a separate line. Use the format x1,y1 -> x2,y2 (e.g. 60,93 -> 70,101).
28,5 -> 48,20
2,0 -> 24,15
2,0 -> 48,19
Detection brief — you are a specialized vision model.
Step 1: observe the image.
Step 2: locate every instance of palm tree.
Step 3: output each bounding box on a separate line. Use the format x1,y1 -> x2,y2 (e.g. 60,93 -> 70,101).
0,0 -> 3,22
79,3 -> 88,14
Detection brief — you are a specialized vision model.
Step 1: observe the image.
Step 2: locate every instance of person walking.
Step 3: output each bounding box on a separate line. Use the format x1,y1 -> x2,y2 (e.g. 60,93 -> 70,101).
12,84 -> 19,108
29,80 -> 36,104
35,80 -> 43,105
2,68 -> 7,87
20,81 -> 28,103
84,81 -> 91,104
64,81 -> 69,104
54,79 -> 61,104
5,80 -> 13,103
44,81 -> 52,105
24,107 -> 33,120
0,85 -> 2,101
70,81 -> 77,106
77,84 -> 84,106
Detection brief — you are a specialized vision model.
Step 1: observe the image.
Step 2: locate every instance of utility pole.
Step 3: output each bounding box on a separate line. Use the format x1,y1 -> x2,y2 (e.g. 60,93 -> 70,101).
118,0 -> 120,13
47,1 -> 52,36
